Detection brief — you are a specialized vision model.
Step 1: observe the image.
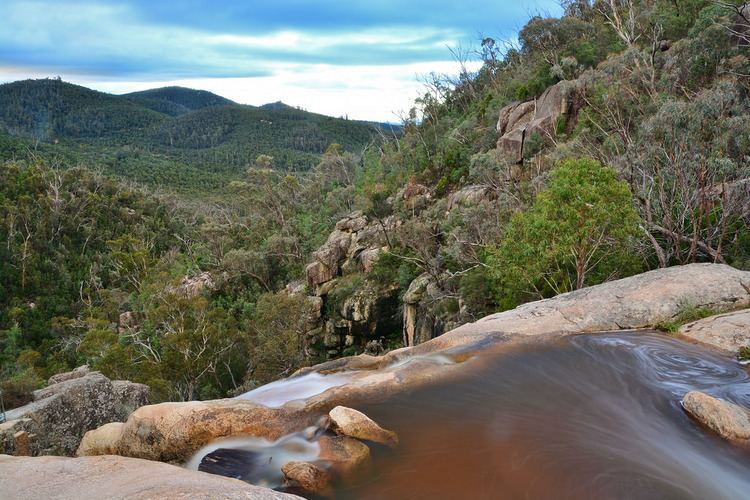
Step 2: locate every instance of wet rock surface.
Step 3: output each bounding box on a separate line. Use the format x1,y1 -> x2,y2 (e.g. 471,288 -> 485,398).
317,435 -> 370,475
282,461 -> 332,496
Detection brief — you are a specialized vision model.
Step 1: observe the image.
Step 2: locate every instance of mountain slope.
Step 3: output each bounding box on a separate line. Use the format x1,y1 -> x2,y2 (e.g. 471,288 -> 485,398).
0,79 -> 392,190
0,78 -> 167,140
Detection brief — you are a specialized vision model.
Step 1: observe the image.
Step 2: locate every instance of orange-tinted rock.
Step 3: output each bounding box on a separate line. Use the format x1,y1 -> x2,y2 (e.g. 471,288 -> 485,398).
682,391 -> 750,442
282,461 -> 332,496
328,406 -> 398,447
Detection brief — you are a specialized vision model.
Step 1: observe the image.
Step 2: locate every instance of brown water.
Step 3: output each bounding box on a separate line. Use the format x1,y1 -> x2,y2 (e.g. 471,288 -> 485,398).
197,331 -> 750,499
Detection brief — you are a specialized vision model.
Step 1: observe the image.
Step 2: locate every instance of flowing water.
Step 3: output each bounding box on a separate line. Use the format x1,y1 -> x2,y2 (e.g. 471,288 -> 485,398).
235,371 -> 353,407
195,331 -> 750,499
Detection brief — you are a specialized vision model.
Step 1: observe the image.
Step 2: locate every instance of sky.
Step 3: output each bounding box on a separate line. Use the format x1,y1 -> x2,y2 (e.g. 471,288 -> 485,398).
0,1 -> 562,122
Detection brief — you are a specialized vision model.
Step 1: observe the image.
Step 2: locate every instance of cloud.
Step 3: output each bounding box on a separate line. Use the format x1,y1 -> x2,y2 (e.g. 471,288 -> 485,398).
0,0 -> 562,119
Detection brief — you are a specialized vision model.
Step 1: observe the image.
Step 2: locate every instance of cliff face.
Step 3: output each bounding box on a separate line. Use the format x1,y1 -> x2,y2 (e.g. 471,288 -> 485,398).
295,211 -> 402,358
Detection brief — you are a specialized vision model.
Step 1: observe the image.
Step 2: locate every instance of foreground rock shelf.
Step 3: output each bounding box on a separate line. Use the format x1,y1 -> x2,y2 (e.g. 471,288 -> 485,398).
77,264 -> 750,465
0,455 -> 300,499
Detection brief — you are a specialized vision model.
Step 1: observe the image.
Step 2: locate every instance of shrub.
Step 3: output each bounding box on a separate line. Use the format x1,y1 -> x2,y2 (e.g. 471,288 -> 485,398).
0,368 -> 43,410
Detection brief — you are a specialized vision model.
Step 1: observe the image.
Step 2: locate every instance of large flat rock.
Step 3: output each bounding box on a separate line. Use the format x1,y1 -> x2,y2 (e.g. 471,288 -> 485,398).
0,455 -> 299,499
435,263 -> 750,350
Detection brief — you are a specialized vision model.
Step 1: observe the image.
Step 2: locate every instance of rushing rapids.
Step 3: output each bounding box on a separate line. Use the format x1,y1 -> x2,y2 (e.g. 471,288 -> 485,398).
192,331 -> 750,499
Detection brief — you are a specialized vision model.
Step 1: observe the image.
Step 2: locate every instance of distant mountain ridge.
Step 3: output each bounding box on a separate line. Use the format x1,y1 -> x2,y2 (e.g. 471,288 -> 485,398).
0,78 -> 397,190
123,86 -> 236,117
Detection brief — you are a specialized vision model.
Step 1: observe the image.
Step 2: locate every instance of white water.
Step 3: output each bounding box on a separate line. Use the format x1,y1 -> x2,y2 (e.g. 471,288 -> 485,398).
185,432 -> 321,488
235,372 -> 352,408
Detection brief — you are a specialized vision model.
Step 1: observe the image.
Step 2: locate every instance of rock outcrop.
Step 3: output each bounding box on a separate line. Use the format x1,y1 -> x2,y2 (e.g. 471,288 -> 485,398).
496,79 -> 583,163
80,264 -> 750,465
682,391 -> 750,442
47,364 -> 91,385
328,406 -> 398,447
678,309 -> 750,354
0,455 -> 299,499
299,211 -> 402,358
169,271 -> 216,298
446,185 -> 494,211
0,368 -> 148,456
305,211 -> 396,293
439,263 -> 750,352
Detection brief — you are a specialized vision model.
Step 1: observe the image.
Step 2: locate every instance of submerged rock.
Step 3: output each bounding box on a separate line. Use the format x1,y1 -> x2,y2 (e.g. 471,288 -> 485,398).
1,368 -> 148,456
317,435 -> 370,475
328,406 -> 398,447
0,455 -> 299,499
682,391 -> 750,442
282,461 -> 332,496
678,309 -> 750,354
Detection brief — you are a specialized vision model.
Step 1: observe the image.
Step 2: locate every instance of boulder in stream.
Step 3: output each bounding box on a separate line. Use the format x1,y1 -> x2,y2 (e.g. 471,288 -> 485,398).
317,435 -> 370,475
328,406 -> 398,447
682,391 -> 750,442
282,461 -> 332,496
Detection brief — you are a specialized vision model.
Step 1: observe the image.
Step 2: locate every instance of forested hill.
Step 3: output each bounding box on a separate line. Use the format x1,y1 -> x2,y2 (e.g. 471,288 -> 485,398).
0,78 -> 166,139
124,86 -> 236,116
0,78 -> 395,190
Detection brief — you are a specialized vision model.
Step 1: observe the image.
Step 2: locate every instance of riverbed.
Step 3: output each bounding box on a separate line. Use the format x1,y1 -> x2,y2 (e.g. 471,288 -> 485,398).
197,331 -> 750,499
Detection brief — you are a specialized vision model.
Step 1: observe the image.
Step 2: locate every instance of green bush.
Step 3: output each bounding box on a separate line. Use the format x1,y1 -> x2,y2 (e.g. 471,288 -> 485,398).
487,158 -> 643,305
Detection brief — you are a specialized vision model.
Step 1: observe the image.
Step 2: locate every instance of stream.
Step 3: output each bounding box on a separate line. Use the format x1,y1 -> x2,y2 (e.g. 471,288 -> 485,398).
193,331 -> 750,499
